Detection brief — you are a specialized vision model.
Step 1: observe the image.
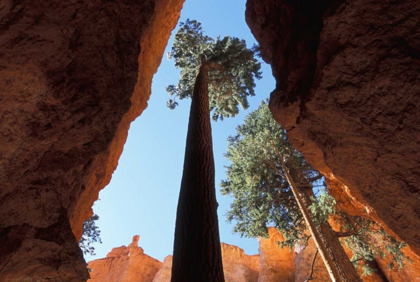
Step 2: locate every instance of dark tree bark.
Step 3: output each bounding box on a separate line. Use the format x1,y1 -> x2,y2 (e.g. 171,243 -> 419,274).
171,63 -> 225,282
283,159 -> 362,282
300,187 -> 362,282
273,147 -> 361,282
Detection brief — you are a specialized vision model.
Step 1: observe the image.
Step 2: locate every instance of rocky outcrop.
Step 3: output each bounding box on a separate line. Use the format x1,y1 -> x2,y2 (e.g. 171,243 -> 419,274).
90,230 -> 419,281
221,243 -> 260,282
151,244 -> 260,282
257,228 -> 295,282
0,0 -> 183,280
246,0 -> 420,255
294,235 -> 330,282
152,256 -> 173,282
328,216 -> 420,282
264,227 -> 419,282
88,236 -> 162,282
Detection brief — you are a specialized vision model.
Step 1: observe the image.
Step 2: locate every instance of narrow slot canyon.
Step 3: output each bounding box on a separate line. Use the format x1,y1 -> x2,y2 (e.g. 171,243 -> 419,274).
0,0 -> 419,281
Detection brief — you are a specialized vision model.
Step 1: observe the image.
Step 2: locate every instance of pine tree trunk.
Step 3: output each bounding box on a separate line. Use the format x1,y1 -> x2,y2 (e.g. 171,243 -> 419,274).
279,157 -> 362,282
300,187 -> 362,282
171,63 -> 225,282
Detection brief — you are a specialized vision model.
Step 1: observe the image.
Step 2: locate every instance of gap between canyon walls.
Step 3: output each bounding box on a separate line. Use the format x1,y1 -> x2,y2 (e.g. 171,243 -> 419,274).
0,0 -> 184,281
246,0 -> 420,255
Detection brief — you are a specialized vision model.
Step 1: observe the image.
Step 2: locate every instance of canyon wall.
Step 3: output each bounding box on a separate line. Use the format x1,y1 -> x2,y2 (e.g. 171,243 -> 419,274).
246,0 -> 420,256
0,0 -> 184,280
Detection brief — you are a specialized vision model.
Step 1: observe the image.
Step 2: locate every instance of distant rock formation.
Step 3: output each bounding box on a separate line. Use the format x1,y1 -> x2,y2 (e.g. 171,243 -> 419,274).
221,243 -> 260,282
88,230 -> 420,281
88,236 -> 162,282
152,255 -> 173,282
152,243 -> 260,282
257,228 -> 295,282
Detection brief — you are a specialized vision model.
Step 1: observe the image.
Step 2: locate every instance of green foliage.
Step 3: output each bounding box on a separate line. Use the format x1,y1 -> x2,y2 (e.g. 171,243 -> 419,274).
222,101 -> 411,275
166,19 -> 262,121
308,190 -> 337,225
79,214 -> 102,256
340,216 -> 412,273
221,101 -> 320,248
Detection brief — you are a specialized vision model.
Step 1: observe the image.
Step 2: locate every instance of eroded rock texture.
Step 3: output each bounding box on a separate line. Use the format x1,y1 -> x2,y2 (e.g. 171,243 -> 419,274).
152,255 -> 173,282
0,0 -> 183,280
88,236 -> 162,282
151,244 -> 260,282
257,227 -> 295,282
221,243 -> 260,282
246,0 -> 420,255
90,230 -> 417,281
294,235 -> 330,282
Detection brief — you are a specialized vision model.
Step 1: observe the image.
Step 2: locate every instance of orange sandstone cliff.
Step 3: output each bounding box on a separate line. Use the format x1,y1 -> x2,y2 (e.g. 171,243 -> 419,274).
0,0 -> 183,280
257,228 -> 295,282
88,236 -> 162,282
1,0 -> 419,280
150,243 -> 260,282
245,0 -> 420,256
89,230 -> 419,281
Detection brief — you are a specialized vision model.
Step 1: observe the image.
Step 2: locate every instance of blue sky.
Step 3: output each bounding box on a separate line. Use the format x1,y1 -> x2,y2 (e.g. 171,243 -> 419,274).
85,0 -> 275,262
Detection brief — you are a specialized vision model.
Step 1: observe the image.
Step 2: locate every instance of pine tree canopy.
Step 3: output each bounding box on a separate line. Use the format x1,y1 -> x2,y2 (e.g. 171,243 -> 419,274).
220,100 -> 318,246
222,101 -> 411,273
166,19 -> 262,121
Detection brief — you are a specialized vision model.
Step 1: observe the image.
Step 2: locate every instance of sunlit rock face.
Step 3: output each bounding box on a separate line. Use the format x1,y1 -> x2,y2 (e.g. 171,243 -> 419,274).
328,217 -> 420,282
0,0 -> 183,280
221,243 -> 260,282
90,231 -> 418,281
151,243 -> 260,282
294,234 -> 330,282
246,0 -> 420,256
88,236 -> 162,282
152,255 -> 173,282
257,228 -> 295,282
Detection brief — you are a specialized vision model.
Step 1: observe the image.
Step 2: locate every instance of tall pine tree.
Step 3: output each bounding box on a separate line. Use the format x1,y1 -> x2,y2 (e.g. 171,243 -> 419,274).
222,101 -> 410,281
167,19 -> 261,282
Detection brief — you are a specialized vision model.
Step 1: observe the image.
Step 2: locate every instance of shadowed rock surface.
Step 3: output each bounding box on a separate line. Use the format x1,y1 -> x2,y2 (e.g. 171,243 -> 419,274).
0,0 -> 183,280
246,0 -> 420,255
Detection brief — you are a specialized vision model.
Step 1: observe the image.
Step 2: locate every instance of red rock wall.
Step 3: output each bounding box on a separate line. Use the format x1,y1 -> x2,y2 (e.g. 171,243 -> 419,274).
0,0 -> 183,280
294,236 -> 331,282
246,0 -> 420,256
257,228 -> 295,282
89,230 -> 417,281
221,243 -> 260,282
88,236 -> 162,282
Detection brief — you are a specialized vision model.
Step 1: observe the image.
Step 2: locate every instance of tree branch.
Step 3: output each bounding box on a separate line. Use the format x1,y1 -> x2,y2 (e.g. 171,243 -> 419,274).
261,159 -> 282,176
351,258 -> 364,263
308,174 -> 323,182
305,249 -> 319,282
206,60 -> 226,72
334,230 -> 358,237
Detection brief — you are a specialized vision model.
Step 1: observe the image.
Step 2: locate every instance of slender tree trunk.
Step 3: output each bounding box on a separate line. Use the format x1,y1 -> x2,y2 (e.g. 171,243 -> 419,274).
278,154 -> 361,282
171,63 -> 225,282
